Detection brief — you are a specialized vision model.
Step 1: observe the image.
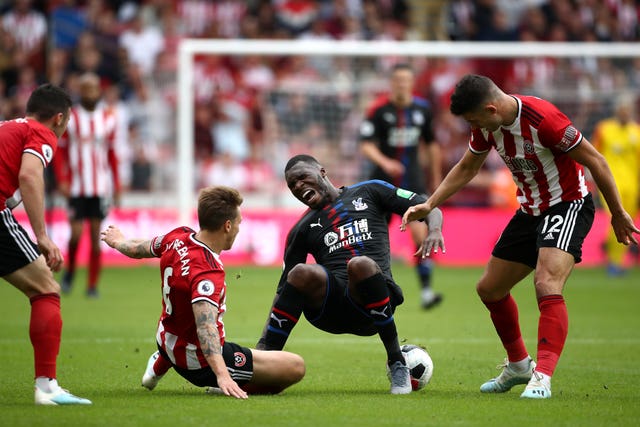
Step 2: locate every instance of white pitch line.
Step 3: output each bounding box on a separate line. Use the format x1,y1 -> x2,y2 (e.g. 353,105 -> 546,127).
0,337 -> 639,345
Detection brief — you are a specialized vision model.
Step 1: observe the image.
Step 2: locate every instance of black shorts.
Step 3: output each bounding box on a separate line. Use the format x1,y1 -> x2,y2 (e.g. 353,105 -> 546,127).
304,268 -> 404,336
68,196 -> 108,221
0,208 -> 39,276
159,341 -> 254,387
492,194 -> 595,268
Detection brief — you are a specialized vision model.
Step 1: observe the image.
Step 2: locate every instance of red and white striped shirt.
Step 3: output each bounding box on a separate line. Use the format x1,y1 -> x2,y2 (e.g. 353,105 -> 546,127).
469,95 -> 588,216
150,227 -> 227,370
1,10 -> 47,52
55,104 -> 120,198
0,118 -> 57,209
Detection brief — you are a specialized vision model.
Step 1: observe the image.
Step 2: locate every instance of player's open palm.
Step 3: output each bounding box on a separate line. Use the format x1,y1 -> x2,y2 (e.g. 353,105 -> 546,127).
217,376 -> 248,399
611,211 -> 640,245
417,229 -> 446,258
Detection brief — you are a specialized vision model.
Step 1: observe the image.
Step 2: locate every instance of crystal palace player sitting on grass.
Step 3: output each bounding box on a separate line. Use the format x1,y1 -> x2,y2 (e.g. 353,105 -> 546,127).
402,74 -> 639,399
101,186 -> 305,399
255,155 -> 445,394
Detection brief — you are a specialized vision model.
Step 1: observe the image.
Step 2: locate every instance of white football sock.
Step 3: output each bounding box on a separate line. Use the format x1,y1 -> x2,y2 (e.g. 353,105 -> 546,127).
532,370 -> 552,388
509,356 -> 532,373
35,377 -> 61,393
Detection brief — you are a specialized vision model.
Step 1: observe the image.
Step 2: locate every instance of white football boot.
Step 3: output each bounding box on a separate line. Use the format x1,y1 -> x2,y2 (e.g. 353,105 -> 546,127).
35,387 -> 92,405
388,360 -> 412,395
141,351 -> 165,390
480,357 -> 536,393
520,371 -> 552,399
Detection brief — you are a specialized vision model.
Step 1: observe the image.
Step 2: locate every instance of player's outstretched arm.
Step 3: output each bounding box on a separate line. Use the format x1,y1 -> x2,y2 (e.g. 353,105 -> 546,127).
402,149 -> 488,230
100,225 -> 155,258
569,139 -> 640,245
193,301 -> 248,399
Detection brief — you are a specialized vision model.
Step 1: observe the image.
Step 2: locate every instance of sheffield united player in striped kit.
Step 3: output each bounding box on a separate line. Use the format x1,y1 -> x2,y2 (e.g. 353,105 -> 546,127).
101,186 -> 304,398
403,74 -> 639,399
0,84 -> 91,405
54,73 -> 121,298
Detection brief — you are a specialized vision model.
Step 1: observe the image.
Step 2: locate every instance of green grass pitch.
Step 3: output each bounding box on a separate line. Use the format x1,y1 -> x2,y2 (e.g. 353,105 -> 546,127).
1,263 -> 639,426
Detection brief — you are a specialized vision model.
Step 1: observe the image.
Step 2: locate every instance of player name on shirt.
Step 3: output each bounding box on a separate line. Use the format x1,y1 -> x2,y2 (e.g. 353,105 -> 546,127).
166,238 -> 191,276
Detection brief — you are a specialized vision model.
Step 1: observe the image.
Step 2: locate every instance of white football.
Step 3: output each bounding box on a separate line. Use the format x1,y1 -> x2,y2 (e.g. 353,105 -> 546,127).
399,344 -> 434,390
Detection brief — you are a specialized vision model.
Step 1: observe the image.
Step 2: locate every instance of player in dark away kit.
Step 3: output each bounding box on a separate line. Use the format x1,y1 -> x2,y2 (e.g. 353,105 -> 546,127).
256,154 -> 445,394
360,63 -> 443,309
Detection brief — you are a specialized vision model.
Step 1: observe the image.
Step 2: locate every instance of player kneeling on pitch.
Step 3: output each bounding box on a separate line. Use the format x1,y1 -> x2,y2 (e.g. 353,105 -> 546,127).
101,186 -> 305,399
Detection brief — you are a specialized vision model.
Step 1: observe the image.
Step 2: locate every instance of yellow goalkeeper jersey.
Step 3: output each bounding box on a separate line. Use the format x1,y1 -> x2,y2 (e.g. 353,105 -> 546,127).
593,118 -> 640,188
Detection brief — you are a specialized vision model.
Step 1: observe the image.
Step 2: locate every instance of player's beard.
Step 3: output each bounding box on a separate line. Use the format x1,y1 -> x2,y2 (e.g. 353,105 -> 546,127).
316,182 -> 335,208
80,98 -> 99,111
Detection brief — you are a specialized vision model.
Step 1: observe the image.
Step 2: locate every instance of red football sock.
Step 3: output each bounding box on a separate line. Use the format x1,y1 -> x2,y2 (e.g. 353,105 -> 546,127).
88,249 -> 101,290
154,353 -> 173,376
483,294 -> 529,362
29,293 -> 62,379
535,294 -> 568,377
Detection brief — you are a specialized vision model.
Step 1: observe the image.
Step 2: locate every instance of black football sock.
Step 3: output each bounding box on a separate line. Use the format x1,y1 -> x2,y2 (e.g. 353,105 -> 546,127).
355,273 -> 403,365
263,282 -> 304,350
417,258 -> 433,289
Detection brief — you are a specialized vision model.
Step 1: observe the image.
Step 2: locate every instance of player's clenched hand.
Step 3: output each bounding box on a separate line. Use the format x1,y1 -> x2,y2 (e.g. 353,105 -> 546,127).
400,203 -> 431,231
37,235 -> 63,272
415,229 -> 446,258
611,211 -> 640,245
217,376 -> 248,400
100,224 -> 124,248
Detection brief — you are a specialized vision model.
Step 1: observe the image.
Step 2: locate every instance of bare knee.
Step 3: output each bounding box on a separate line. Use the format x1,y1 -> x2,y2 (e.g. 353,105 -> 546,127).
347,256 -> 378,283
287,264 -> 324,293
286,353 -> 306,383
30,266 -> 60,296
249,350 -> 306,394
6,257 -> 60,298
533,273 -> 564,299
476,275 -> 503,302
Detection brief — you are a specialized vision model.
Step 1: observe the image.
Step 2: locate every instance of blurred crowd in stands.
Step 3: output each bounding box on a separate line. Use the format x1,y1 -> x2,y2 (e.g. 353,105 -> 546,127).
1,0 -> 639,207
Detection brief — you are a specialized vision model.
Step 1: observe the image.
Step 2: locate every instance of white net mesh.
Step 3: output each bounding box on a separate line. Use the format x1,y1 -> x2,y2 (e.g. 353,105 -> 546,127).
170,40 -> 640,221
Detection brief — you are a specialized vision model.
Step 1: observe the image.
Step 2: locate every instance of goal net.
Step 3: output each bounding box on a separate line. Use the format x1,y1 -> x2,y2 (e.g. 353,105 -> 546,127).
174,39 -> 640,223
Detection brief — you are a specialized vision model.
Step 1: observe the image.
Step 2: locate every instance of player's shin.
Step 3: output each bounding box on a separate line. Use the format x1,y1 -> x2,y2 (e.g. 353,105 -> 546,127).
535,295 -> 568,377
355,273 -> 403,364
417,258 -> 433,289
29,293 -> 62,379
88,248 -> 101,291
262,283 -> 304,350
483,294 -> 529,363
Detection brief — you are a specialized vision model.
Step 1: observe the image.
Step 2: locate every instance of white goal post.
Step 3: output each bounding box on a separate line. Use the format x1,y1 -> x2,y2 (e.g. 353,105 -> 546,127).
176,39 -> 640,224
